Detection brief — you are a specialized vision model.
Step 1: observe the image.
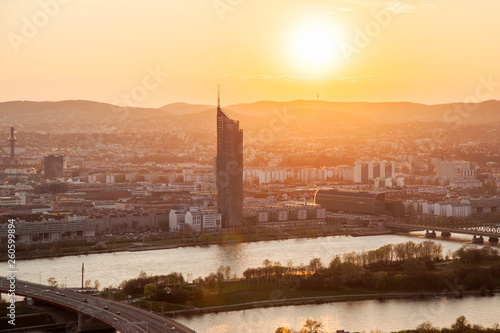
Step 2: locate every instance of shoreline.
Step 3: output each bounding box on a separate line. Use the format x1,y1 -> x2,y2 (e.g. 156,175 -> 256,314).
166,290 -> 499,318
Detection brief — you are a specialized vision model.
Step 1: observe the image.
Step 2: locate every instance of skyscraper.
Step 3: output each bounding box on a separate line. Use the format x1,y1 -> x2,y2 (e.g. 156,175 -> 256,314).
216,86 -> 243,230
44,154 -> 64,179
8,127 -> 16,162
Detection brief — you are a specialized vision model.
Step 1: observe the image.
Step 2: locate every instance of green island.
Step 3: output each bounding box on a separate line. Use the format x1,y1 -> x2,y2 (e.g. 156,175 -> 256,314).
98,241 -> 499,318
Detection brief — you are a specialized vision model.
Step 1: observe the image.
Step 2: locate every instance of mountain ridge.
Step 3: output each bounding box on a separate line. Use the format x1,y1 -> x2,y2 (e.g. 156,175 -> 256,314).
0,99 -> 499,130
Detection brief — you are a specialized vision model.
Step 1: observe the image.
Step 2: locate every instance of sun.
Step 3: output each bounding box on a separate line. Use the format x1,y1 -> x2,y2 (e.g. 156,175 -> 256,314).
288,18 -> 340,74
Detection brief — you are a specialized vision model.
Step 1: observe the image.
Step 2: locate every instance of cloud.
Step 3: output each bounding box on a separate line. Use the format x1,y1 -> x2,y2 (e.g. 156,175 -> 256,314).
257,0 -> 436,13
385,2 -> 417,13
421,3 -> 439,10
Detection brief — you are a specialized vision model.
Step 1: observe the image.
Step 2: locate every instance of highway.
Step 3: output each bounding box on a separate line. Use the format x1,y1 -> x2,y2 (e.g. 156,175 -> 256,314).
0,277 -> 195,333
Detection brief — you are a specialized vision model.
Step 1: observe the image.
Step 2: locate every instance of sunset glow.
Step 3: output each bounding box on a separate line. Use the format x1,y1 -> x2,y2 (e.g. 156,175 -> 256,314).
1,1 -> 500,105
288,18 -> 340,74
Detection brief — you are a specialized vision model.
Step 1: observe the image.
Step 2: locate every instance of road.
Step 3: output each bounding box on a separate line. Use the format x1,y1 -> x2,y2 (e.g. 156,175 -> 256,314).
0,277 -> 195,333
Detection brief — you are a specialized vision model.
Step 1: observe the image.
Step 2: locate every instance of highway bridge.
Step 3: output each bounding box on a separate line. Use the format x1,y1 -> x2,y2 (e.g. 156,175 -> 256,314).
0,278 -> 195,333
384,222 -> 500,243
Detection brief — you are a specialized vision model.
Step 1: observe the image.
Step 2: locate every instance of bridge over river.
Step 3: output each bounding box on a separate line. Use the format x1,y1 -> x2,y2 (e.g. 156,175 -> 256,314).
384,221 -> 500,244
0,278 -> 195,333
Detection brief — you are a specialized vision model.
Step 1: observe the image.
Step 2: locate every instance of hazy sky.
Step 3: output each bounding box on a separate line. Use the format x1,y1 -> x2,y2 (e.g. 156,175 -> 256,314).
1,0 -> 499,107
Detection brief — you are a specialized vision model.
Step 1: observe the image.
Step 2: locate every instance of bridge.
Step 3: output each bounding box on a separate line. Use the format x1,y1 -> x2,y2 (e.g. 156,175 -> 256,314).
384,221 -> 500,244
0,278 -> 195,333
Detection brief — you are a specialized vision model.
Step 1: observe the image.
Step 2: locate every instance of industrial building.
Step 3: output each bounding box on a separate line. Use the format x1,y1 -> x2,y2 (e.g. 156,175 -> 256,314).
0,217 -> 96,244
314,189 -> 386,215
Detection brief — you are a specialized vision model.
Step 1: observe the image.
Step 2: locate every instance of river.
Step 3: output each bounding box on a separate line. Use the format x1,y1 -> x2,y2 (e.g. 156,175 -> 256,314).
1,232 -> 498,332
176,296 -> 500,332
1,232 -> 494,288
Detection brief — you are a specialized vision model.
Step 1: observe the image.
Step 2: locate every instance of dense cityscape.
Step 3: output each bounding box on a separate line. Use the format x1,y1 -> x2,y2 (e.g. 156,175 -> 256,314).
2,1 -> 500,332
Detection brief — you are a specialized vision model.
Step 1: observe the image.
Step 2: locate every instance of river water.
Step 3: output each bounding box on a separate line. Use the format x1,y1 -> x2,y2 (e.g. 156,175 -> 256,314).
1,232 -> 495,288
1,232 -> 498,332
176,296 -> 500,332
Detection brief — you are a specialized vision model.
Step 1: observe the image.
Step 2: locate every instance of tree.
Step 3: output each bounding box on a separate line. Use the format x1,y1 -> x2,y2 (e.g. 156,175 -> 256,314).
216,266 -> 225,293
199,233 -> 211,244
308,258 -> 323,273
403,258 -> 428,273
300,319 -> 324,333
375,275 -> 387,290
144,283 -> 158,297
451,316 -> 471,332
94,280 -> 100,290
342,262 -> 364,286
47,277 -> 58,287
275,328 -> 292,333
416,321 -> 439,333
224,266 -> 231,280
84,279 -> 92,288
204,273 -> 217,293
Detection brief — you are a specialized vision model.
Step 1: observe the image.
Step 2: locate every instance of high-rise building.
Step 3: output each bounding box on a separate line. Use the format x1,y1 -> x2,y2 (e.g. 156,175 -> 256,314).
354,162 -> 369,183
8,127 -> 16,162
216,86 -> 243,230
381,161 -> 395,179
44,154 -> 64,179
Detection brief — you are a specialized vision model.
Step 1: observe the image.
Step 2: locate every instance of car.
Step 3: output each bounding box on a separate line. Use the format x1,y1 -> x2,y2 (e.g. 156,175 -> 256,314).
104,306 -> 109,310
116,311 -> 120,315
61,294 -> 65,297
44,289 -> 50,293
83,298 -> 88,302
56,292 -> 60,295
171,328 -> 176,331
113,317 -> 118,321
24,285 -> 28,287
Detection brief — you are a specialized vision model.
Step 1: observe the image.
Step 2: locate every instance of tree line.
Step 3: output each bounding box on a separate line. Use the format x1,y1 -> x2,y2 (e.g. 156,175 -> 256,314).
276,316 -> 500,333
114,241 -> 500,306
242,241 -> 499,292
116,265 -> 233,304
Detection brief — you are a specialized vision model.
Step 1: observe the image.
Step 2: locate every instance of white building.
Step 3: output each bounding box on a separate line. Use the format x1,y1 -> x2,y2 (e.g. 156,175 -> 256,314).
244,203 -> 326,229
406,200 -> 472,217
169,209 -> 186,231
177,207 -> 221,234
0,192 -> 26,206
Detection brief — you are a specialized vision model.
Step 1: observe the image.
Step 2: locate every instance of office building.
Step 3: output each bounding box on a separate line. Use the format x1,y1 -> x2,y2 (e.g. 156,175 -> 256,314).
216,87 -> 243,230
44,154 -> 64,179
8,127 -> 16,162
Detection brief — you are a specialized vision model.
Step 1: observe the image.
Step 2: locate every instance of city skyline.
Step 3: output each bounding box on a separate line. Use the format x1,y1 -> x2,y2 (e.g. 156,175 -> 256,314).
1,1 -> 500,332
2,1 -> 500,107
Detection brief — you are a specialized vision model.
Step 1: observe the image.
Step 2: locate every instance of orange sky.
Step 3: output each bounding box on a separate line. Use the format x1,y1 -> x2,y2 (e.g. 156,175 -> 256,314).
1,0 -> 499,107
